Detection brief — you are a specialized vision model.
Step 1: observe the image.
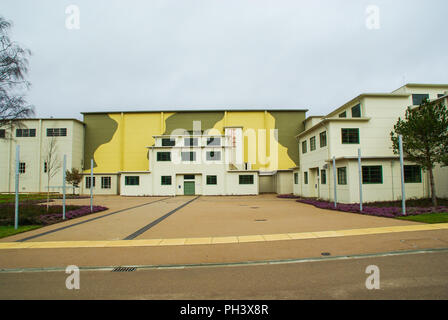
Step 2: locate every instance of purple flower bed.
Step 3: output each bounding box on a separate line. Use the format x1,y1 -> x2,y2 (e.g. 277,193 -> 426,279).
277,194 -> 301,199
38,206 -> 108,225
296,199 -> 448,218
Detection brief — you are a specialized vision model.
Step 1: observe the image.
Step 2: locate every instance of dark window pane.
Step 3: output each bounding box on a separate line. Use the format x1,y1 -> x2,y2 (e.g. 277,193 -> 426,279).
239,175 -> 254,185
157,152 -> 171,161
321,170 -> 327,184
319,131 -> 327,147
304,172 -> 308,184
294,173 -> 299,184
351,104 -> 361,118
412,94 -> 429,105
125,176 -> 139,186
341,128 -> 359,144
404,165 -> 422,183
339,111 -> 347,118
362,166 -> 383,184
0,129 -> 5,138
184,175 -> 195,180
161,176 -> 172,185
302,141 -> 307,154
206,175 -> 217,185
162,138 -> 175,146
337,167 -> 347,185
310,137 -> 316,151
101,177 -> 111,189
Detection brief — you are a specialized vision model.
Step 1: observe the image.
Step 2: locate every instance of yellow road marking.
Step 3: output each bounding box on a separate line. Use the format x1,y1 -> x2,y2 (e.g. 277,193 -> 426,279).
1,223 -> 448,250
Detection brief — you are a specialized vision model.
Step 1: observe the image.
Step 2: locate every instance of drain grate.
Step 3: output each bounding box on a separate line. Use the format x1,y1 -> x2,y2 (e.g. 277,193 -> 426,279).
255,219 -> 267,222
112,266 -> 137,272
321,252 -> 331,256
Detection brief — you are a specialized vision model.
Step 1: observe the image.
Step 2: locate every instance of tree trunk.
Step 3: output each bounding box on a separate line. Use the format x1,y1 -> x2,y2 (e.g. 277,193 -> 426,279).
46,173 -> 50,211
428,168 -> 438,207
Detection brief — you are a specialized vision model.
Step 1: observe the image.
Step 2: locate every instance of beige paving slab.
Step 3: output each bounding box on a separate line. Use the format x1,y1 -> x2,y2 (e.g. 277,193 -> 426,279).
184,237 -> 213,245
211,236 -> 239,244
287,232 -> 318,240
238,235 -> 265,243
159,238 -> 186,246
262,234 -> 291,241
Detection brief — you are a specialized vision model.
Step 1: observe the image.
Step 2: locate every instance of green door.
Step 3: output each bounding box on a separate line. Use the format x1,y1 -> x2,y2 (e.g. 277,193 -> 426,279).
184,181 -> 195,195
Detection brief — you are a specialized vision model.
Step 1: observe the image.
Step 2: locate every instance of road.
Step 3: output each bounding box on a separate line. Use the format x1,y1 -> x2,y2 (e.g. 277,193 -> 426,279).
1,249 -> 447,300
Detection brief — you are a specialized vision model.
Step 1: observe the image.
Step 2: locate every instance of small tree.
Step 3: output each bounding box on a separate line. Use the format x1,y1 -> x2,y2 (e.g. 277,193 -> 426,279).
44,137 -> 61,210
66,168 -> 82,195
390,99 -> 448,207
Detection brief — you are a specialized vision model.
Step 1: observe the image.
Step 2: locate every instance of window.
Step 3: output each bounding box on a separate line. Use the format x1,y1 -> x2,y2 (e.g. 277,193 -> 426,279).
310,136 -> 316,151
438,94 -> 446,98
125,176 -> 139,186
206,151 -> 221,161
341,128 -> 359,144
412,94 -> 429,105
85,176 -> 96,188
337,167 -> 347,185
100,177 -> 111,189
46,128 -> 67,137
362,166 -> 383,184
157,152 -> 171,161
161,138 -> 175,146
321,170 -> 327,185
302,140 -> 307,154
404,165 -> 422,183
304,172 -> 308,184
319,131 -> 327,148
181,151 -> 196,161
43,162 -> 47,173
16,128 -> 36,137
239,175 -> 254,185
0,129 -> 5,138
184,137 -> 198,146
207,137 -> 221,146
339,111 -> 347,118
184,175 -> 195,180
207,175 -> 217,185
161,176 -> 172,185
294,173 -> 299,185
351,104 -> 361,118
19,162 -> 26,174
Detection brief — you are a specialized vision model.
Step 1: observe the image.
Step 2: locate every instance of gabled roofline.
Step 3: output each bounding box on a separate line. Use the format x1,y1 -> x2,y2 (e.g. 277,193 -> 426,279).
326,93 -> 410,118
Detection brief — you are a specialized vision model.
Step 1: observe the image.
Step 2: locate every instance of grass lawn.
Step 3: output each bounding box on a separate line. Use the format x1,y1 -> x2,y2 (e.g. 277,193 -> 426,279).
0,225 -> 42,239
0,193 -> 86,204
396,213 -> 448,224
0,193 -> 57,203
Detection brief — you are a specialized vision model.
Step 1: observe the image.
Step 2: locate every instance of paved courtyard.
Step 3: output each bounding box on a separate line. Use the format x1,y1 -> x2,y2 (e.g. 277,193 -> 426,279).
2,194 -> 421,243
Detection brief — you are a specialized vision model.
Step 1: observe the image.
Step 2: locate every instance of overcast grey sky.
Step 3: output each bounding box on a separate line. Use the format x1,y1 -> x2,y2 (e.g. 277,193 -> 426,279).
2,0 -> 447,120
